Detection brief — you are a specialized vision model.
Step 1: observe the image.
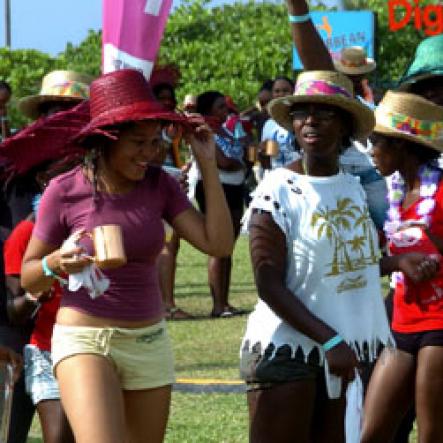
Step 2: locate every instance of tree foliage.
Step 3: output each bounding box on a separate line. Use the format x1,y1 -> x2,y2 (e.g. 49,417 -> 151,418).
0,48 -> 61,128
57,30 -> 102,78
0,0 -> 437,128
158,0 -> 292,109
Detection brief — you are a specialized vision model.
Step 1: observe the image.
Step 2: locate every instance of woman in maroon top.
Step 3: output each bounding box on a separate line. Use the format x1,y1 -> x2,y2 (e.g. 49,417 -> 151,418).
20,69 -> 234,443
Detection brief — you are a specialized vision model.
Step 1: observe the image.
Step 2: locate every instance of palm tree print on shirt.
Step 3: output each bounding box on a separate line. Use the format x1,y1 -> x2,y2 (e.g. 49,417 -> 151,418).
310,197 -> 379,278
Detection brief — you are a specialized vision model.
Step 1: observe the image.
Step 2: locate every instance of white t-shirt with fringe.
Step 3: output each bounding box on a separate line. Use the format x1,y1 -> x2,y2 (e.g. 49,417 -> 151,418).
241,168 -> 393,365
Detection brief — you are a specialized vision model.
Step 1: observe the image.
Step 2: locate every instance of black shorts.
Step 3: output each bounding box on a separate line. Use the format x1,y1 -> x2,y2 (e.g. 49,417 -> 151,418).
195,180 -> 244,214
393,329 -> 443,355
240,342 -> 322,391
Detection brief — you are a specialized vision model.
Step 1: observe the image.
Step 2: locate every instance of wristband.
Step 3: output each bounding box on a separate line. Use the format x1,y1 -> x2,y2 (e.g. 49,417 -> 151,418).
42,256 -> 68,285
322,334 -> 343,352
288,13 -> 311,24
42,256 -> 56,278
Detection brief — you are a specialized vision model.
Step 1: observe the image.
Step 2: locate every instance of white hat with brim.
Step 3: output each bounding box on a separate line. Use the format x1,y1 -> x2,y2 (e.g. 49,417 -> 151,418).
333,46 -> 376,76
18,70 -> 92,120
374,90 -> 443,153
268,70 -> 375,140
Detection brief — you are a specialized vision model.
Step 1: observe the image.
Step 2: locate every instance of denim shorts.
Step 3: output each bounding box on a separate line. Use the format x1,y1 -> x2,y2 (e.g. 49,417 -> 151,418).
24,344 -> 60,405
52,320 -> 175,390
240,343 -> 322,391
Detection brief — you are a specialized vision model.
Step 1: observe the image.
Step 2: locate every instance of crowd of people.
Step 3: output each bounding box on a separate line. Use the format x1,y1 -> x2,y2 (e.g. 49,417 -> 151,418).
0,0 -> 442,441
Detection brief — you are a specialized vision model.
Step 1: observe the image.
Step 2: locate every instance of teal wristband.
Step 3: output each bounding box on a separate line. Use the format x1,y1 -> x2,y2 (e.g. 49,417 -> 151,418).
322,335 -> 343,352
288,13 -> 311,23
42,256 -> 67,285
42,256 -> 55,278
42,255 -> 68,285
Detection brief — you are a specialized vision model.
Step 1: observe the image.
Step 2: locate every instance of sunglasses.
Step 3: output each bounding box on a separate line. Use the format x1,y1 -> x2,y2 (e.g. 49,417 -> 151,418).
289,106 -> 338,122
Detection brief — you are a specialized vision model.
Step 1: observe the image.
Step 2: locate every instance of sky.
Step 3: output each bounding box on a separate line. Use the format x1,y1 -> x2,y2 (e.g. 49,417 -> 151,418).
0,0 -> 102,56
0,0 -> 345,56
0,0 -> 239,56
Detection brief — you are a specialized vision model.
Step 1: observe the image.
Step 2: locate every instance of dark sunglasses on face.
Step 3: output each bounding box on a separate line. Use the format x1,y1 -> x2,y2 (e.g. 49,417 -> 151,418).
289,106 -> 338,122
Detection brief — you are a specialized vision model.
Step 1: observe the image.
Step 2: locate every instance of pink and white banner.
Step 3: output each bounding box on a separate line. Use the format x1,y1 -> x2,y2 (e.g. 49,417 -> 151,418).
102,0 -> 172,80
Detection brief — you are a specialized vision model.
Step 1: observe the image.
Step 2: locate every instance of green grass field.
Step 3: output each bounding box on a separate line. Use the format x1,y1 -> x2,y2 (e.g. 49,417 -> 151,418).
26,236 -> 417,442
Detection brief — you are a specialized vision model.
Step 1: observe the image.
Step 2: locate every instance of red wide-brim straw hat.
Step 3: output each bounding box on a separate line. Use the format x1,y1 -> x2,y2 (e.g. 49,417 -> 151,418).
0,101 -> 89,175
74,69 -> 190,144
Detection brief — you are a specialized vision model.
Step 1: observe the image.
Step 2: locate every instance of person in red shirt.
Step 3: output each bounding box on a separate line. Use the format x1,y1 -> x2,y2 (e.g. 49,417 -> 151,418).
3,156 -> 81,443
361,91 -> 443,442
4,214 -> 73,443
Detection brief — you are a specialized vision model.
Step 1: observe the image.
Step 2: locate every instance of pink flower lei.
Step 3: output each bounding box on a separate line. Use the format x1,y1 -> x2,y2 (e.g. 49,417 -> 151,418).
384,164 -> 442,239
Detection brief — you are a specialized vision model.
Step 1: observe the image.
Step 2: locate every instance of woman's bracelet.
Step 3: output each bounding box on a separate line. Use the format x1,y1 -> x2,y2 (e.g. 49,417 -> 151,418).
322,334 -> 344,352
42,256 -> 68,285
42,256 -> 57,278
288,13 -> 311,24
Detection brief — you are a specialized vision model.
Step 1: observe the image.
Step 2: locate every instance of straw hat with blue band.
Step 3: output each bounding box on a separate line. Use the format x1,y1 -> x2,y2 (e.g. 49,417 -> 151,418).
398,34 -> 443,91
18,70 -> 92,119
374,90 -> 443,153
268,70 -> 375,140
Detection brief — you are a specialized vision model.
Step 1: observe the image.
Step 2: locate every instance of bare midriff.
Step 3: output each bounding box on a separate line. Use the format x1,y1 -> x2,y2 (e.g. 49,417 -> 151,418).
56,307 -> 164,328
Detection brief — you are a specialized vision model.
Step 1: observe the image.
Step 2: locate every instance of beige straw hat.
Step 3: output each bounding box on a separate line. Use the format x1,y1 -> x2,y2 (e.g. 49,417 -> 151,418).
268,70 -> 375,140
18,70 -> 92,119
334,46 -> 376,76
374,90 -> 443,152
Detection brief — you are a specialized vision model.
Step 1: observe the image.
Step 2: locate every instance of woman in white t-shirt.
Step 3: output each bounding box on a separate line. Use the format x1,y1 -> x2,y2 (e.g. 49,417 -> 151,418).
240,70 -> 435,443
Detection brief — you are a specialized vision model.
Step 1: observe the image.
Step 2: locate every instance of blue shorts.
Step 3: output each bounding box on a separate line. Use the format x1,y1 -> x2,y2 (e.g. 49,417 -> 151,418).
24,344 -> 60,405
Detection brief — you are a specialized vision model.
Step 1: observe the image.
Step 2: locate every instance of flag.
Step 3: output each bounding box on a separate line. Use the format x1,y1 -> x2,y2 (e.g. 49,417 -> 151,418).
102,0 -> 172,80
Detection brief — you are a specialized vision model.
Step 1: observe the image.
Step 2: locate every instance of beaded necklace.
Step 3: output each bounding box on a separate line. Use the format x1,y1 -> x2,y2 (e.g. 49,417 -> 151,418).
384,164 -> 441,240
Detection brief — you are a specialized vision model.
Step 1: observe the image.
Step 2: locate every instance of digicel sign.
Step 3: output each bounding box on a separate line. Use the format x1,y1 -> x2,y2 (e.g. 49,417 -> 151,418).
388,0 -> 443,35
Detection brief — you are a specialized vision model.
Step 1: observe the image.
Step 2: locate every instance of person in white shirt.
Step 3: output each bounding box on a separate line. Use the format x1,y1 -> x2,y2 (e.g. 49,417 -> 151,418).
260,77 -> 301,173
240,70 -> 432,443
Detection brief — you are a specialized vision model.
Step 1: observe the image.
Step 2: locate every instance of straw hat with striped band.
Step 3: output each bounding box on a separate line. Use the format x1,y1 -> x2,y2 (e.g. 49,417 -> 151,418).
374,90 -> 443,153
268,70 -> 375,140
334,46 -> 376,76
18,70 -> 92,119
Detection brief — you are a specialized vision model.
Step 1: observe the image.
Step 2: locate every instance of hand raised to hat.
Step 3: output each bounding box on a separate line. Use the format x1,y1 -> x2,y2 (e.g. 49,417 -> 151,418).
187,124 -> 217,170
